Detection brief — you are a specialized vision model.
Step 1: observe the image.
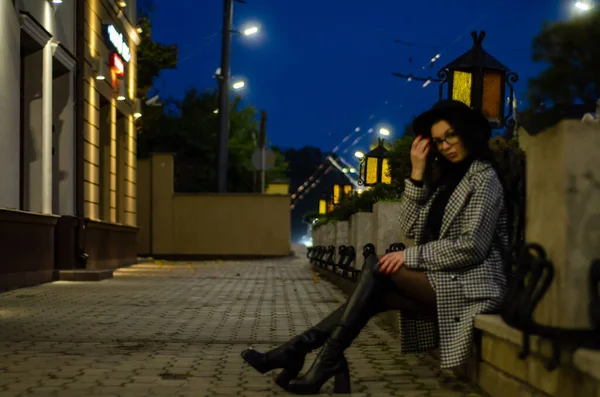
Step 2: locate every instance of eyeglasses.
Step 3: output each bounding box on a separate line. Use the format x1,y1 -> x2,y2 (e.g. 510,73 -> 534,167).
431,130 -> 460,149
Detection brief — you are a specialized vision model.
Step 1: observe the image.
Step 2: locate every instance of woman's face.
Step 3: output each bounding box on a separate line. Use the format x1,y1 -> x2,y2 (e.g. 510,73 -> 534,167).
430,120 -> 468,163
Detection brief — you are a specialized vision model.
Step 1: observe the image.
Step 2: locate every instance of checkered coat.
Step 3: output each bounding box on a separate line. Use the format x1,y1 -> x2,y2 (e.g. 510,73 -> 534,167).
397,160 -> 509,369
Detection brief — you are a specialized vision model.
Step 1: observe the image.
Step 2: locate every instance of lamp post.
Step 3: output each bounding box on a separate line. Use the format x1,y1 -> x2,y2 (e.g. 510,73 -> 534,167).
437,31 -> 519,131
357,138 -> 391,187
216,0 -> 259,193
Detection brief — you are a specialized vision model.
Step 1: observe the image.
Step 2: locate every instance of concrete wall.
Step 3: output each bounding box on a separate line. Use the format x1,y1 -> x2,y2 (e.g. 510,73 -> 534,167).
0,2 -> 20,209
21,1 -> 76,55
53,71 -> 75,215
22,50 -> 44,212
137,154 -> 291,257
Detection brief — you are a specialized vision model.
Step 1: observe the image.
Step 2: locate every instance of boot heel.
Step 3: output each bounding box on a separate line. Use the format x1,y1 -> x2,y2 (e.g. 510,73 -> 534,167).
333,366 -> 351,394
274,357 -> 304,389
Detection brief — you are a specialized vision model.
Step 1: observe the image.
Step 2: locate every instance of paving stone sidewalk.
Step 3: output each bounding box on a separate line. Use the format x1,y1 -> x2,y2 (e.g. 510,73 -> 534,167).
0,256 -> 487,397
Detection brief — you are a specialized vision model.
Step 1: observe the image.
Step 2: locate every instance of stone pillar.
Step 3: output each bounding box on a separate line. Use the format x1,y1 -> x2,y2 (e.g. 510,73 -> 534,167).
322,223 -> 336,249
335,221 -> 349,248
526,120 -> 600,329
311,226 -> 320,247
372,202 -> 403,257
351,212 -> 373,259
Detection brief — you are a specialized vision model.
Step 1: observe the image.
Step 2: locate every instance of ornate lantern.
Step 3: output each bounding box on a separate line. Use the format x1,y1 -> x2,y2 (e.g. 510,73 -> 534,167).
333,184 -> 353,205
437,31 -> 519,130
357,138 -> 391,187
318,199 -> 327,215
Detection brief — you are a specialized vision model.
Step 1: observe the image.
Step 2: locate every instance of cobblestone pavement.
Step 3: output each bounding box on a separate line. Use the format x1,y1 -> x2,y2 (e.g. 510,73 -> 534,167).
0,256 -> 488,397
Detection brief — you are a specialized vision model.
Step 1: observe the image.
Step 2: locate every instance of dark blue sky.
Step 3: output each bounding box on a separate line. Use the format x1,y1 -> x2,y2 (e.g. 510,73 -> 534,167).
147,0 -> 573,163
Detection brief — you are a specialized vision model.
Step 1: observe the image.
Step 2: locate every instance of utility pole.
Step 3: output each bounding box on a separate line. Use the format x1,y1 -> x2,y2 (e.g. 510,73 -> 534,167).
217,0 -> 233,193
258,110 -> 267,194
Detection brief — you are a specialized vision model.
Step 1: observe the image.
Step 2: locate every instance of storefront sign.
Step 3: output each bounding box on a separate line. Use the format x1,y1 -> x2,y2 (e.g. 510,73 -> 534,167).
111,53 -> 125,76
105,24 -> 131,63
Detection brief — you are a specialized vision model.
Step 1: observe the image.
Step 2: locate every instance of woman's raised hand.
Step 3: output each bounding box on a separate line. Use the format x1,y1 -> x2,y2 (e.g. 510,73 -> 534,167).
410,136 -> 430,181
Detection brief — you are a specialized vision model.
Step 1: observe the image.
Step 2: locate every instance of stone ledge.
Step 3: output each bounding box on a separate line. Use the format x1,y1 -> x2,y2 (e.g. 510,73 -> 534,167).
573,349 -> 600,381
475,314 -> 600,397
53,269 -> 113,282
476,314 -> 600,380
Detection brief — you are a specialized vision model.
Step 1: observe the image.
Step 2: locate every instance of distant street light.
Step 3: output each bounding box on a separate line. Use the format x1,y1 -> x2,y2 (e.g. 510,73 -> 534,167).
379,128 -> 391,136
354,151 -> 365,159
232,80 -> 245,90
243,26 -> 260,36
575,1 -> 593,11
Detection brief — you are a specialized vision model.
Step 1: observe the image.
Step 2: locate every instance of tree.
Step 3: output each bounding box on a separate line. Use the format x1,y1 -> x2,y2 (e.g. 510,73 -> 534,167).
138,88 -> 288,193
136,7 -> 178,99
527,9 -> 600,108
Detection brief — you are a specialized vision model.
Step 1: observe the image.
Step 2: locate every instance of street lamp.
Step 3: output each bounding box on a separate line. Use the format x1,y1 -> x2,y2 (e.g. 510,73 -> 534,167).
243,26 -> 260,36
379,128 -> 390,136
357,138 -> 391,187
575,1 -> 594,11
232,80 -> 245,90
217,0 -> 261,193
437,31 -> 519,130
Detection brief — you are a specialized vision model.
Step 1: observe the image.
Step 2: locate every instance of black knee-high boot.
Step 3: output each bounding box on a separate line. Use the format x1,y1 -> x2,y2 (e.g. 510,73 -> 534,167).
286,252 -> 383,395
241,303 -> 346,388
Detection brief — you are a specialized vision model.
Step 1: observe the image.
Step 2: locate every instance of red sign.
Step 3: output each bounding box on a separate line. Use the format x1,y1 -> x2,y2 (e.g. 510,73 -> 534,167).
111,53 -> 125,76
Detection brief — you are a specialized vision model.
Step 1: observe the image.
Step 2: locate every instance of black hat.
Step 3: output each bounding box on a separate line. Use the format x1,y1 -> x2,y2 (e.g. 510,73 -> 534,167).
412,99 -> 492,140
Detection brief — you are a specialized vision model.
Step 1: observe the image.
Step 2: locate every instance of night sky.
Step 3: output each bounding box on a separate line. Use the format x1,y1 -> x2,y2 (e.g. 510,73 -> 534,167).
146,0 -> 573,164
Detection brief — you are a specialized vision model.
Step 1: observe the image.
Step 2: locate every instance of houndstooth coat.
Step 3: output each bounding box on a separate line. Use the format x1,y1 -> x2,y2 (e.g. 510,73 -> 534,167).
397,160 -> 509,369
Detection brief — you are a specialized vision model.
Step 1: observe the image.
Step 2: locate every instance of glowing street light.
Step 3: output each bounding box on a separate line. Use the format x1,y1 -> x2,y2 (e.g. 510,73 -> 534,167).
243,26 -> 260,36
232,80 -> 245,90
575,1 -> 593,11
379,128 -> 390,136
354,151 -> 365,159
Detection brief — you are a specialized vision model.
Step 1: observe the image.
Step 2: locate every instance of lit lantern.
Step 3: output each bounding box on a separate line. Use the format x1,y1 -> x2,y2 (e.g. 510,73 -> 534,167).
437,31 -> 519,130
333,184 -> 354,205
357,138 -> 391,187
319,199 -> 327,215
333,184 -> 341,205
343,184 -> 352,196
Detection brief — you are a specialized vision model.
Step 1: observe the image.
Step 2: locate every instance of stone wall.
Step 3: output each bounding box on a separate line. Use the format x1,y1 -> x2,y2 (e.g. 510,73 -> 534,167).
371,202 -> 402,257
474,120 -> 600,397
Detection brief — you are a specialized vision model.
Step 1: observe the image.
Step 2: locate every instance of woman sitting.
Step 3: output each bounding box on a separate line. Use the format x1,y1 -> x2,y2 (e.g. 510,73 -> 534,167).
241,99 -> 509,395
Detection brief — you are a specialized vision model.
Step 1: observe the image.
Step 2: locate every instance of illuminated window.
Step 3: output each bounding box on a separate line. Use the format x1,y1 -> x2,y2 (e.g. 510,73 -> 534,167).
343,185 -> 352,196
452,71 -> 472,107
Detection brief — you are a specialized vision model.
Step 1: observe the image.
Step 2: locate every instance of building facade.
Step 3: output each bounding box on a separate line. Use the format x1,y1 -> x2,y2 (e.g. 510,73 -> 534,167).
0,0 -> 140,290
